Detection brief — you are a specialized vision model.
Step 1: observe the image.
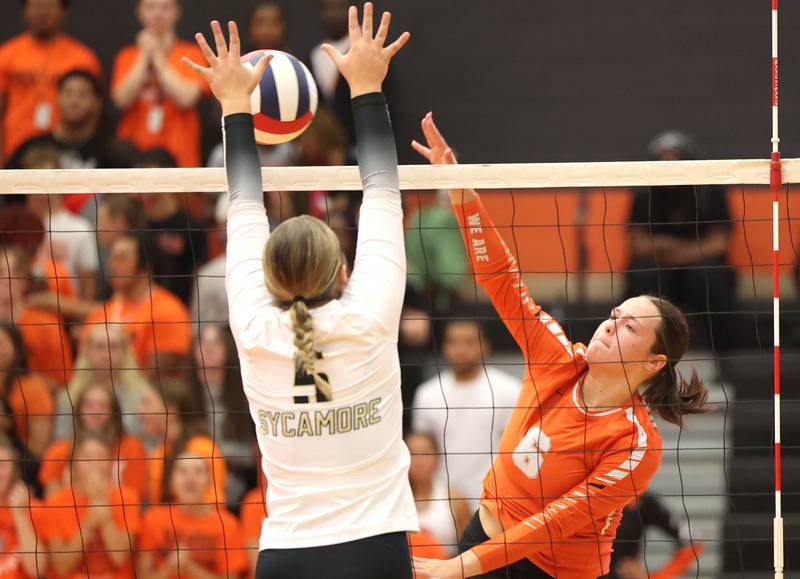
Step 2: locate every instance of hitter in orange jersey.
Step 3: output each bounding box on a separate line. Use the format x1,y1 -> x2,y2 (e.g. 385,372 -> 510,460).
411,115 -> 709,579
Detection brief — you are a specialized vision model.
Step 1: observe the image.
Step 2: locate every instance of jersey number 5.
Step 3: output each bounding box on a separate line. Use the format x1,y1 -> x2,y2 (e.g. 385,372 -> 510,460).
512,426 -> 551,479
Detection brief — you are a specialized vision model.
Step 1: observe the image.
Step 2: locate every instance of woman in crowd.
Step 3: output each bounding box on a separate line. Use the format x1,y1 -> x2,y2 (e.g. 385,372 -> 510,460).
40,382 -> 148,498
190,323 -> 255,505
44,433 -> 140,578
0,437 -> 48,577
55,324 -> 150,439
138,377 -> 226,505
406,431 -> 471,557
138,450 -> 247,579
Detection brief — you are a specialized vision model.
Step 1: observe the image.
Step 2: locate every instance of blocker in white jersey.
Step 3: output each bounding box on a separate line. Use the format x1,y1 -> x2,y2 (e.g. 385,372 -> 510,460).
182,7 -> 414,578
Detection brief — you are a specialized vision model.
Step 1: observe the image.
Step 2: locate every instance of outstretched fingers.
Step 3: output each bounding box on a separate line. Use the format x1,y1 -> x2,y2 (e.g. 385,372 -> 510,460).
375,11 -> 391,45
194,32 -> 218,66
181,56 -> 210,78
228,21 -> 241,60
347,5 -> 361,44
253,52 -> 274,79
385,31 -> 411,58
210,20 -> 228,60
361,2 -> 374,39
411,139 -> 432,161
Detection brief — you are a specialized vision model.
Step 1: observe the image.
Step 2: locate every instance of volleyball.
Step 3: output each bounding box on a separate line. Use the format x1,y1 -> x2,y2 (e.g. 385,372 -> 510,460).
242,50 -> 318,145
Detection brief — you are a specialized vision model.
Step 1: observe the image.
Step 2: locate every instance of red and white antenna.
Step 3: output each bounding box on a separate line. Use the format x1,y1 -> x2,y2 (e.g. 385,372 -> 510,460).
770,0 -> 783,577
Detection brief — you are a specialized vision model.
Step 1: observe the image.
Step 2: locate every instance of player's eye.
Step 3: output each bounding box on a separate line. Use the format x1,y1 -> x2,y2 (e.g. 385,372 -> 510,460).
625,323 -> 634,332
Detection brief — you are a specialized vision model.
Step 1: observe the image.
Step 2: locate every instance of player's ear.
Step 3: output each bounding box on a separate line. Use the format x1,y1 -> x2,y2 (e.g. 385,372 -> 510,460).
338,262 -> 349,286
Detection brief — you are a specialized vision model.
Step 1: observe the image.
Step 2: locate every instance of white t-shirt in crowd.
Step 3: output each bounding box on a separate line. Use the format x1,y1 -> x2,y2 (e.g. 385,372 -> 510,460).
226,189 -> 417,549
45,208 -> 100,277
412,367 -> 521,511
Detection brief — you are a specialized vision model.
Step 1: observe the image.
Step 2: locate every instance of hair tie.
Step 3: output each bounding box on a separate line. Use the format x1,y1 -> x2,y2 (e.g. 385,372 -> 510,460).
292,295 -> 307,305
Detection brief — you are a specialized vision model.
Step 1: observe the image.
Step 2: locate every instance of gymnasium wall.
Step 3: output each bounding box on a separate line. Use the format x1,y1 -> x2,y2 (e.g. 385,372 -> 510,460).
2,0 -> 799,164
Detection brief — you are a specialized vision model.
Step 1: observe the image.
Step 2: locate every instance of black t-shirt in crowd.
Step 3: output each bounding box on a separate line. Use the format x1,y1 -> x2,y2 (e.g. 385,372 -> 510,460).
629,184 -> 731,241
146,211 -> 208,306
7,132 -> 133,169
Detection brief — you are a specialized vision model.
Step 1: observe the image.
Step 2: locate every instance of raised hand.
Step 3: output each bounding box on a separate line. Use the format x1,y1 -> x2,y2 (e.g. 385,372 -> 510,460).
412,112 -> 458,165
182,20 -> 273,115
322,2 -> 410,98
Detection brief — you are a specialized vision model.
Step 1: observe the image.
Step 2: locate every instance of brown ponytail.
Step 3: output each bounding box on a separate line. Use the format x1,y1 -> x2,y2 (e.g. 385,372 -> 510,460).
641,297 -> 710,427
263,215 -> 342,400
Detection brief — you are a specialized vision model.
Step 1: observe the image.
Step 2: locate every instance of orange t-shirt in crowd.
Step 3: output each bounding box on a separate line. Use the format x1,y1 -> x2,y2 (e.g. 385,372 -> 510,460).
0,32 -> 101,159
408,530 -> 447,560
83,284 -> 190,370
16,306 -> 73,386
239,484 -> 267,546
452,197 -> 663,578
139,505 -> 247,579
0,497 -> 48,579
44,485 -> 141,579
0,373 -> 53,450
111,40 -> 209,168
39,434 -> 148,498
147,436 -> 227,506
38,257 -> 77,300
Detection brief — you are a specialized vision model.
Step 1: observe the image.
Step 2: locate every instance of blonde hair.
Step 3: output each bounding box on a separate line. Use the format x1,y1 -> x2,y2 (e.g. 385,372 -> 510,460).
263,215 -> 342,401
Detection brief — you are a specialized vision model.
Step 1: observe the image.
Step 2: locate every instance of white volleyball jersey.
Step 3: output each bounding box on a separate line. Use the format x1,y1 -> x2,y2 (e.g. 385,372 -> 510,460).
226,192 -> 418,549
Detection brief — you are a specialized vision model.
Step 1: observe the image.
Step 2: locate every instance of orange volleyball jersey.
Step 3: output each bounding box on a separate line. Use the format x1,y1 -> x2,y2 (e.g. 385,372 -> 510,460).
452,198 -> 662,578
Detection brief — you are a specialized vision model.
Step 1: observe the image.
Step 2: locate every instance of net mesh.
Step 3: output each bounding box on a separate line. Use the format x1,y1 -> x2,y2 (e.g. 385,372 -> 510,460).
0,161 -> 798,578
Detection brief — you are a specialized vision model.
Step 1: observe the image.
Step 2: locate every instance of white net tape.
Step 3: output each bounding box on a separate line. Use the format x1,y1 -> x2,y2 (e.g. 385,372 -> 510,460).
1,158 -> 799,193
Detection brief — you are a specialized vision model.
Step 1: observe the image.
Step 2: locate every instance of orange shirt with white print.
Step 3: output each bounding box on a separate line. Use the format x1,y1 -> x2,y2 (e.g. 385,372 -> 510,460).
452,198 -> 662,579
39,434 -> 148,498
0,497 -> 48,579
138,505 -> 247,579
111,41 -> 209,168
43,485 -> 141,579
0,33 -> 101,159
147,436 -> 227,506
83,284 -> 190,370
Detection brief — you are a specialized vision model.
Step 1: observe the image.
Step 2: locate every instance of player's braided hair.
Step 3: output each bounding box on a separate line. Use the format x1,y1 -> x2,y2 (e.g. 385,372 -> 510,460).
263,215 -> 342,401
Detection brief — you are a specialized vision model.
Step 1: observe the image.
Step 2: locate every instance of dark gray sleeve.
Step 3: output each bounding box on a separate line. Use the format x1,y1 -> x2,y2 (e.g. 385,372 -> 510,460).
224,113 -> 264,206
352,92 -> 400,195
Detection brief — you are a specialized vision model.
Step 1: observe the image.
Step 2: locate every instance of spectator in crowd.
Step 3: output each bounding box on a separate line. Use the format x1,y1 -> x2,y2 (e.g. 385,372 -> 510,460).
0,396 -> 40,491
97,193 -> 146,301
190,194 -> 228,327
44,433 -> 141,578
55,324 -> 150,439
191,323 -> 256,506
0,245 -> 74,387
0,437 -> 48,576
26,189 -> 100,301
0,0 -> 102,166
138,451 -> 247,579
8,69 -> 119,170
406,431 -> 471,557
626,130 -> 737,349
111,0 -> 209,167
246,0 -> 287,52
398,286 -> 432,434
606,492 -> 705,579
82,232 -> 191,376
0,322 -> 53,462
138,149 -> 208,305
40,382 -> 148,498
239,470 -> 267,578
137,377 -> 226,506
411,317 -> 519,510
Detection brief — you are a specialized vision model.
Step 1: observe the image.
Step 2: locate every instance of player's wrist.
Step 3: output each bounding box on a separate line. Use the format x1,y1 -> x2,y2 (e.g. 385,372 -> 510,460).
349,82 -> 382,99
221,97 -> 252,116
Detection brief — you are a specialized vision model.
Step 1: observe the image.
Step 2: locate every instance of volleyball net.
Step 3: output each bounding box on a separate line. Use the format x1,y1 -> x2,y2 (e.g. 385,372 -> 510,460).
0,159 -> 798,578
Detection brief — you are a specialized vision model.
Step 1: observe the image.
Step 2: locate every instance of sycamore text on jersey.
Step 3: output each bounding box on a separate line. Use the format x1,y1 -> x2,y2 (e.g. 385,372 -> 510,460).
257,397 -> 383,437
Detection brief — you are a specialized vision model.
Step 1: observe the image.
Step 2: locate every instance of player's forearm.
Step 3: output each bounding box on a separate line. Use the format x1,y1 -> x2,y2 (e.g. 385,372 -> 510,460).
12,509 -> 48,576
223,113 -> 264,208
352,92 -> 399,197
449,187 -> 478,205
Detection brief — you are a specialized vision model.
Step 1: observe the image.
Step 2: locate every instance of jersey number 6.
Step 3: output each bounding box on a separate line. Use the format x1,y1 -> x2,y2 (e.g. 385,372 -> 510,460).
512,426 -> 552,479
